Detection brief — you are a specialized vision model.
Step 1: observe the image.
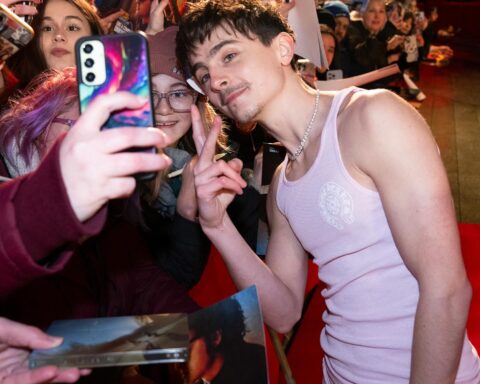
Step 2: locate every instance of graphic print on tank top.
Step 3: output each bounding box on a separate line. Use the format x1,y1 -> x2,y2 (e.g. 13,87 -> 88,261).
318,181 -> 355,230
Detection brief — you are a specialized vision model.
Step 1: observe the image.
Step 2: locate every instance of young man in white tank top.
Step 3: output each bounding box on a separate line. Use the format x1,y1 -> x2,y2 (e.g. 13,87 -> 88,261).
176,0 -> 480,382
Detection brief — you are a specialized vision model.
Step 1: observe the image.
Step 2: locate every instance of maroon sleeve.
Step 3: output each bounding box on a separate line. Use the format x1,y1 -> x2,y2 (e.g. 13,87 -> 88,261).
0,136 -> 107,299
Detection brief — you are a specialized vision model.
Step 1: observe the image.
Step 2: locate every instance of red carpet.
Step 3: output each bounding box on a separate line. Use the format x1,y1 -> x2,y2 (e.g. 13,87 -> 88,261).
461,223 -> 480,350
191,223 -> 480,383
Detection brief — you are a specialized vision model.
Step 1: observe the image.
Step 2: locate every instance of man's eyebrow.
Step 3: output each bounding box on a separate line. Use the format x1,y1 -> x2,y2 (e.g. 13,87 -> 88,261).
207,39 -> 238,60
191,39 -> 238,76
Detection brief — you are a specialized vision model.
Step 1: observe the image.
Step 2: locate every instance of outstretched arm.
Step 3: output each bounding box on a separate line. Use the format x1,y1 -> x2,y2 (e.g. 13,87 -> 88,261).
191,105 -> 308,333
0,92 -> 173,297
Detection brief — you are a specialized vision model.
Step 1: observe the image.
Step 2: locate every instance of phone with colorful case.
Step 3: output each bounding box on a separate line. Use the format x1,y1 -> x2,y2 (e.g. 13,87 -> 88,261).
75,32 -> 156,180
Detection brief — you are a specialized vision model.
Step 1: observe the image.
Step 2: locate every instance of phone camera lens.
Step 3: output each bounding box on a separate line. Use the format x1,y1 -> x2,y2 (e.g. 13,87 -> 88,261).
85,58 -> 94,68
86,72 -> 95,82
83,44 -> 93,54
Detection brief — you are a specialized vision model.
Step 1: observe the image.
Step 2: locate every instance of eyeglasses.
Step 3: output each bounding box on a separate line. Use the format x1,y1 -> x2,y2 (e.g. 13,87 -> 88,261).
152,89 -> 196,113
51,117 -> 77,128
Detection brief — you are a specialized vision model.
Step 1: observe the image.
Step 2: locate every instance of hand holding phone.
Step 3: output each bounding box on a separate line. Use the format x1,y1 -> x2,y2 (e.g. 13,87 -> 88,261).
75,32 -> 157,180
60,92 -> 172,222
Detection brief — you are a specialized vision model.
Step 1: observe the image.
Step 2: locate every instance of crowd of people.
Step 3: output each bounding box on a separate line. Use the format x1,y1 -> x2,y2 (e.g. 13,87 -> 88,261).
0,0 -> 476,383
299,0 -> 453,100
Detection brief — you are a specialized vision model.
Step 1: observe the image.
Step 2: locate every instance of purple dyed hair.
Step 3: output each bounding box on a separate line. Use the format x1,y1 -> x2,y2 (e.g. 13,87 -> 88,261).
0,67 -> 77,168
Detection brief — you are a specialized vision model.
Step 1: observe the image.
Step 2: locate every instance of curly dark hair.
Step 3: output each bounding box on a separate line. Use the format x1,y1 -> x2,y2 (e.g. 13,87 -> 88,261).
176,0 -> 294,76
188,297 -> 247,354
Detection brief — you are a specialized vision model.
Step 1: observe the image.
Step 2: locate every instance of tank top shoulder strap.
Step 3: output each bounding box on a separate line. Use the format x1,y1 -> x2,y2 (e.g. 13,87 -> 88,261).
323,87 -> 361,135
319,86 -> 362,156
278,87 -> 362,187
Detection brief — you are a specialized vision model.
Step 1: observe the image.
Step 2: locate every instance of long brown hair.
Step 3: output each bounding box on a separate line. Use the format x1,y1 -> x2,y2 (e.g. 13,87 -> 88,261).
7,0 -> 102,90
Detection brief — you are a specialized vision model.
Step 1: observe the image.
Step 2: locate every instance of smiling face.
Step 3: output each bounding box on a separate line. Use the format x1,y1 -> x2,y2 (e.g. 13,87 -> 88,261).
362,0 -> 387,34
151,74 -> 193,146
188,26 -> 288,124
40,0 -> 92,70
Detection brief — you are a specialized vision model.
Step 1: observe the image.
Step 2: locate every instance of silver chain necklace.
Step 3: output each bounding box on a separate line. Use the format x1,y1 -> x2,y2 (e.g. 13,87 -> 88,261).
288,90 -> 320,161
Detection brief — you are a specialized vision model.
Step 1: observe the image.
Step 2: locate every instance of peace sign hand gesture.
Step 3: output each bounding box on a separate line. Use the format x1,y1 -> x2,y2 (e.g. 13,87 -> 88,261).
191,105 -> 247,230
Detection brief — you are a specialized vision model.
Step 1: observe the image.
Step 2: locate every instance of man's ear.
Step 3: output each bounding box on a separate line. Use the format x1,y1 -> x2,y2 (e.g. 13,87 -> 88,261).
277,32 -> 295,66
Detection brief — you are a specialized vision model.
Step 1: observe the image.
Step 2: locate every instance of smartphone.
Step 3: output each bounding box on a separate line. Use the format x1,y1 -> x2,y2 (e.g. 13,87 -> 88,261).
75,32 -> 157,180
0,3 -> 34,62
326,69 -> 343,81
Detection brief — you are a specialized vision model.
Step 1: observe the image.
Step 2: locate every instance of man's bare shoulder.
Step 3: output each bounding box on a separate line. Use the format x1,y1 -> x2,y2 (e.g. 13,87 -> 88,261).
341,88 -> 410,125
336,87 -> 437,180
338,88 -> 430,144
